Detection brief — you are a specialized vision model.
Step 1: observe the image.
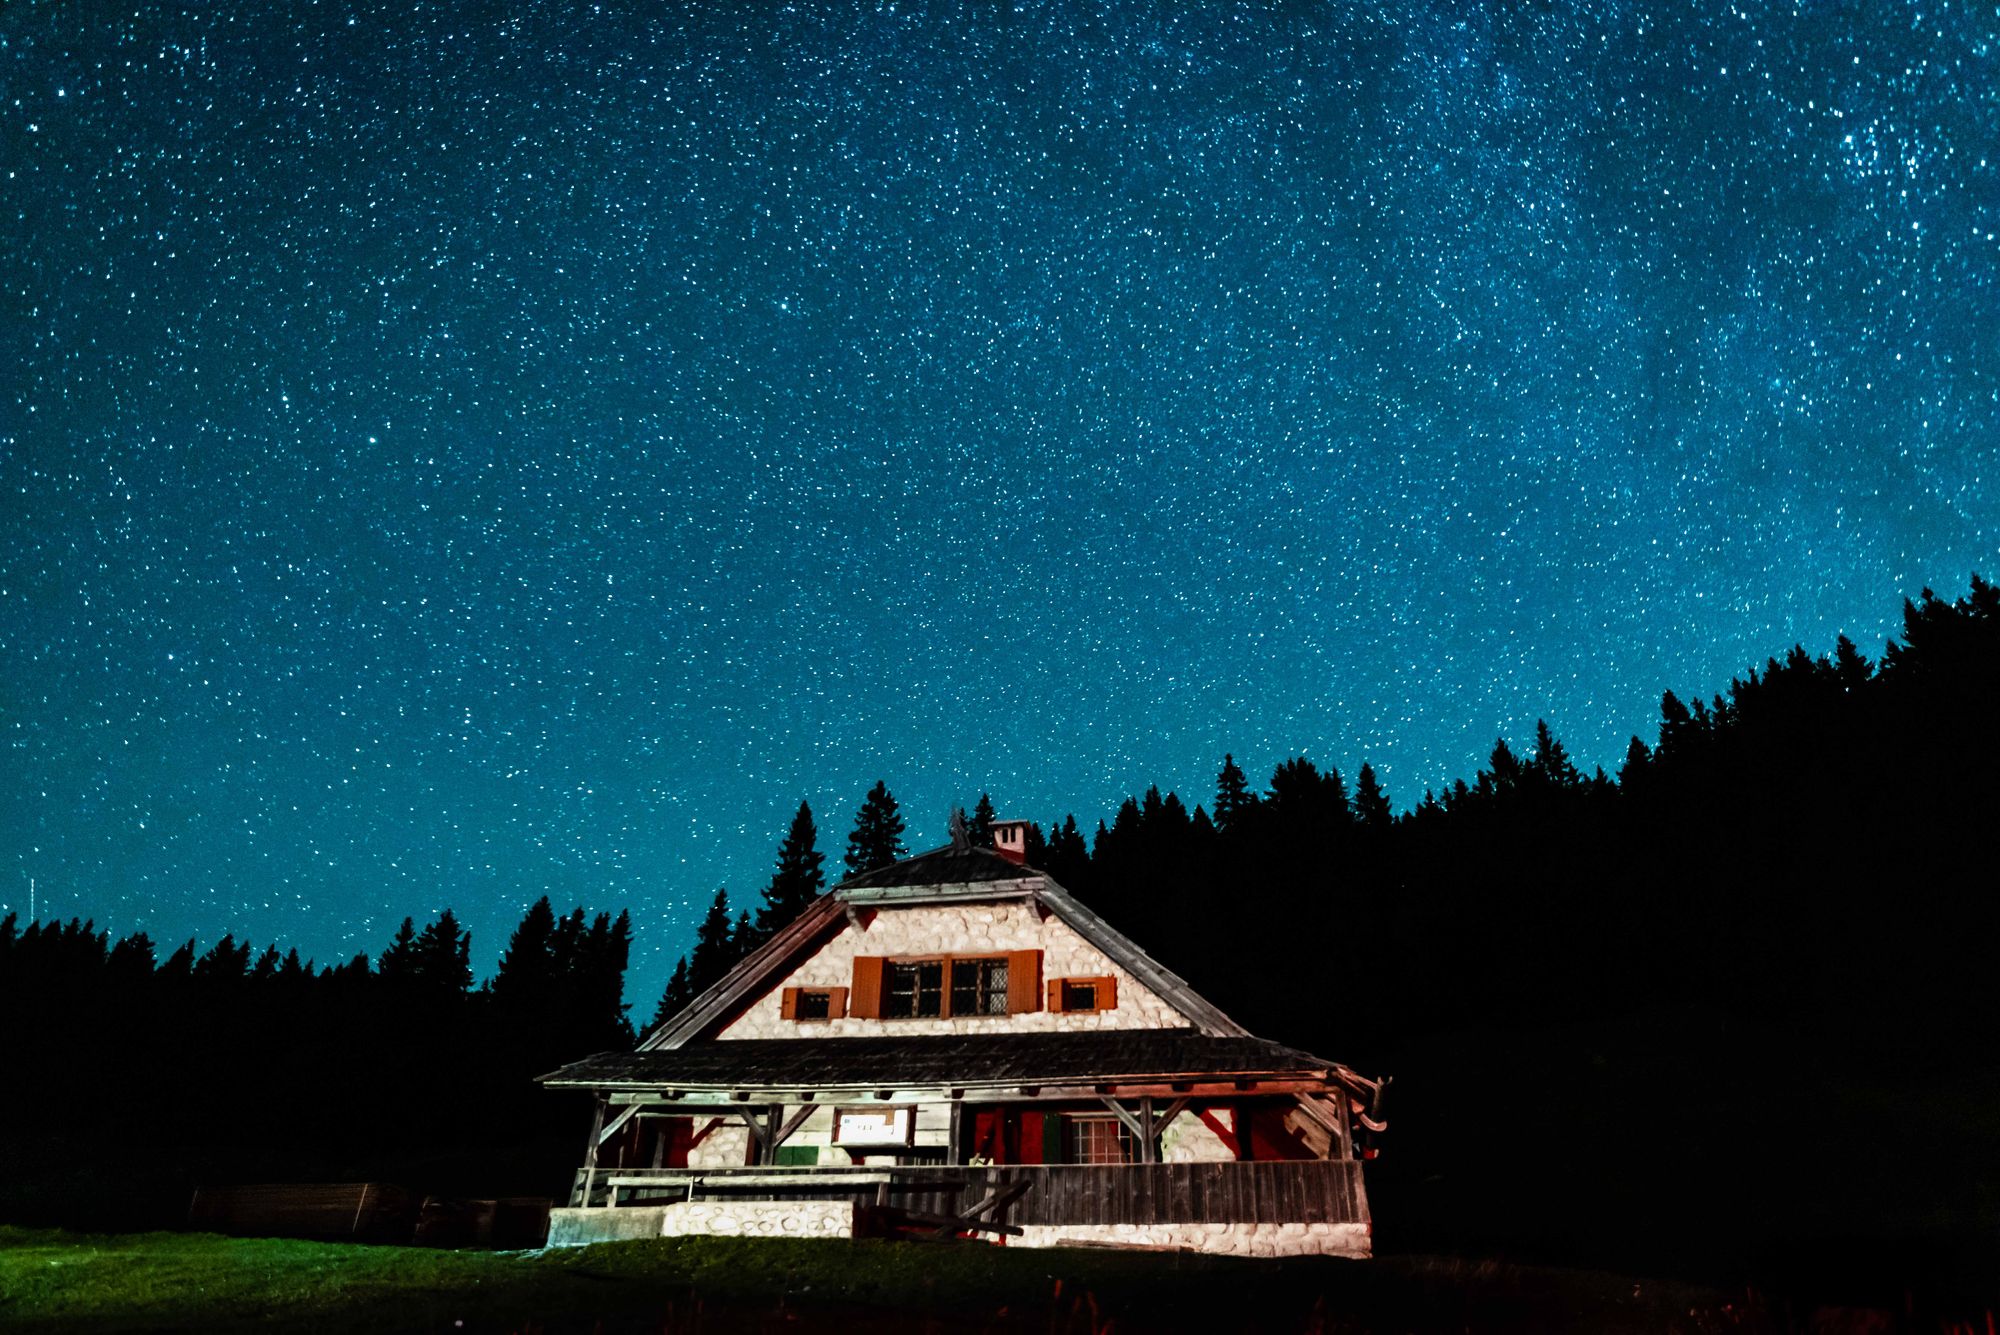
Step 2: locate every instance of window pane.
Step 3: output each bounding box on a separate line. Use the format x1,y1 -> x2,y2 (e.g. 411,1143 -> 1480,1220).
886,962 -> 917,1018
950,960 -> 979,1016
796,990 -> 830,1020
1061,981 -> 1097,1012
981,959 -> 1010,1014
1067,1117 -> 1131,1165
915,961 -> 943,1017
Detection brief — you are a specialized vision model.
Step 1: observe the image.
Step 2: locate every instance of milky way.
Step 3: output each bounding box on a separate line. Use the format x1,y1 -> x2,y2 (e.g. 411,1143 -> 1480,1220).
3,1 -> 1995,996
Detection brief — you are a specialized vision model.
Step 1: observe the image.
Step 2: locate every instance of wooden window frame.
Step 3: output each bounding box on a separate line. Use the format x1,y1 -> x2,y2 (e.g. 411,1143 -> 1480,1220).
1046,974 -> 1118,1014
848,947 -> 1040,1023
873,951 -> 1040,1020
779,986 -> 848,1022
1062,1113 -> 1135,1165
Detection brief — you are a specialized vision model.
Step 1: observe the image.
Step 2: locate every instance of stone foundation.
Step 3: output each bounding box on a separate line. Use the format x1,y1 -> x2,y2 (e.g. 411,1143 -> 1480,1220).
657,1200 -> 856,1239
545,1201 -> 856,1247
546,1205 -> 669,1247
1011,1221 -> 1370,1259
548,1205 -> 1366,1258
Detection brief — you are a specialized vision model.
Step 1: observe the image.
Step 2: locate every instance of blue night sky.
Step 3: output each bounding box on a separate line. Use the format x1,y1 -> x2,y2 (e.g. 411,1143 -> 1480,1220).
3,1 -> 1995,1002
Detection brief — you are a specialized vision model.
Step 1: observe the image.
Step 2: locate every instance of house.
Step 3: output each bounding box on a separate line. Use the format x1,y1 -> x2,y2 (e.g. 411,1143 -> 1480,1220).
540,817 -> 1387,1256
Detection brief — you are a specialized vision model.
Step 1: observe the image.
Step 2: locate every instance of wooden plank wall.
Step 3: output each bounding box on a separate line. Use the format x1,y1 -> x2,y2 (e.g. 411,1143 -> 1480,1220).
608,1161 -> 1365,1226
935,1162 -> 1365,1226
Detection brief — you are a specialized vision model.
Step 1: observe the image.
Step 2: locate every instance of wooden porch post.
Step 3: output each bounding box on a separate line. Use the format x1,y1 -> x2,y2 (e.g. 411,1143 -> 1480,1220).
580,1094 -> 607,1207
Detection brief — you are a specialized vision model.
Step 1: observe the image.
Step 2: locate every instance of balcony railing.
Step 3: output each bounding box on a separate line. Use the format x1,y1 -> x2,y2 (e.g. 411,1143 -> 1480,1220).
571,1160 -> 1366,1228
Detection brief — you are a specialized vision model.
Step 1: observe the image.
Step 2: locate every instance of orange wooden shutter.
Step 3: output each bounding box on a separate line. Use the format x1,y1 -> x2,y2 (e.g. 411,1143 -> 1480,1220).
1098,975 -> 1117,1011
1006,950 -> 1042,1013
827,986 -> 849,1018
1046,979 -> 1065,1013
849,957 -> 885,1019
780,988 -> 800,1020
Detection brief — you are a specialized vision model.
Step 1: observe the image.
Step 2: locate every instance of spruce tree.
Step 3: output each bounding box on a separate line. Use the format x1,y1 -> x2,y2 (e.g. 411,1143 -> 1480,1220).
1834,633 -> 1873,689
1529,720 -> 1582,788
376,918 -> 419,984
844,781 -> 907,877
1353,763 -> 1393,830
414,909 -> 473,995
652,956 -> 693,1030
492,897 -> 557,1011
753,801 -> 827,940
1213,754 -> 1253,835
686,889 -> 737,995
968,793 -> 996,849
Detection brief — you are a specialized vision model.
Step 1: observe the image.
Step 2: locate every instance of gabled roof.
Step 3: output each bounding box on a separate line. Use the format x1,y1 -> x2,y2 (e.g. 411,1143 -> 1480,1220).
545,1030 -> 1357,1092
638,850 -> 1248,1050
835,841 -> 1028,890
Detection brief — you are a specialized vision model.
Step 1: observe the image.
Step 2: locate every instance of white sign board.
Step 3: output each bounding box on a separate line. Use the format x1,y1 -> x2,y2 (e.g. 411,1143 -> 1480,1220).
834,1108 -> 912,1145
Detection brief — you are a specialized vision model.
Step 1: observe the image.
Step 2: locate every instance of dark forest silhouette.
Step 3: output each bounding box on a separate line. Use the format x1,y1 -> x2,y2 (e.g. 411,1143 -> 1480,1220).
6,577 -> 1999,1291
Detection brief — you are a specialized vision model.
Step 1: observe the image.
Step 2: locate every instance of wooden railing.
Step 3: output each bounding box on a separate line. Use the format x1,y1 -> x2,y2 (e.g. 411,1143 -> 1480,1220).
572,1160 -> 1366,1227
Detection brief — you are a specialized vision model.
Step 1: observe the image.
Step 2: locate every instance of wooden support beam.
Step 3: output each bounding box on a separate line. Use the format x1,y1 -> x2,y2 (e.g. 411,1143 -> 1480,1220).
1140,1096 -> 1157,1163
579,1095 -> 607,1206
1099,1097 -> 1147,1142
597,1102 -> 643,1146
947,1102 -> 964,1166
770,1103 -> 818,1151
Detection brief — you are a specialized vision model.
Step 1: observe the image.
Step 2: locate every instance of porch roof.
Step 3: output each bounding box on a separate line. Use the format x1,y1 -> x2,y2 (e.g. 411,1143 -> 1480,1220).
539,1028 -> 1354,1093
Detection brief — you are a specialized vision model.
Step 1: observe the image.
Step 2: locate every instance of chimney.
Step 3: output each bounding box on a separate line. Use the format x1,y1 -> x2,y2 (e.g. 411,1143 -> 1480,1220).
991,819 -> 1031,865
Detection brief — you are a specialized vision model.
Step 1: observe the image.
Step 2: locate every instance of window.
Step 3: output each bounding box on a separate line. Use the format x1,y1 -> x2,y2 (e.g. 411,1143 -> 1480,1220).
851,951 -> 1037,1020
884,960 -> 944,1018
951,957 -> 1010,1016
1046,974 -> 1117,1014
780,986 -> 847,1021
1065,1115 -> 1134,1165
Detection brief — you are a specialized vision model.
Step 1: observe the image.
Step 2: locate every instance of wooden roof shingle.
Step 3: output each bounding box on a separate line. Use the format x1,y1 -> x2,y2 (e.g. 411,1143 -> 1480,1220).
542,1030 -> 1349,1091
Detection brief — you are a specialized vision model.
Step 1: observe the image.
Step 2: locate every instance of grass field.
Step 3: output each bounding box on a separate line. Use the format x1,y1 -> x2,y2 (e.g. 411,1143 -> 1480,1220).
0,1225 -> 1786,1334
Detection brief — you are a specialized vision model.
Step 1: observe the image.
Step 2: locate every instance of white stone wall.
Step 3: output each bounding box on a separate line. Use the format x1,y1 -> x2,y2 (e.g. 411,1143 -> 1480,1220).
1160,1109 -> 1236,1164
658,1199 -> 855,1239
1012,1221 -> 1370,1259
686,1120 -> 751,1169
545,1202 -> 857,1246
717,901 -> 1189,1040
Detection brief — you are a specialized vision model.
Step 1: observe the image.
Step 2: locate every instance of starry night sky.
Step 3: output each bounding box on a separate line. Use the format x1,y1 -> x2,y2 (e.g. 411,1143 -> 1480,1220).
3,1 -> 1995,997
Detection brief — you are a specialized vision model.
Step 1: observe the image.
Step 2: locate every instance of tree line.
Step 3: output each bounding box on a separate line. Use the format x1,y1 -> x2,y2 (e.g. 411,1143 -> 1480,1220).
5,576 -> 1997,1273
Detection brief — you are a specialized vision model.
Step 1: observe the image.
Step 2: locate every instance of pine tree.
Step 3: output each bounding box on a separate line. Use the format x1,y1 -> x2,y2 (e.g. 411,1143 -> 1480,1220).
1529,720 -> 1582,788
413,909 -> 473,995
492,897 -> 557,1011
686,889 -> 737,995
844,781 -> 907,877
1213,754 -> 1254,835
1353,763 -> 1393,830
1484,738 -> 1524,794
193,933 -> 252,983
1834,633 -> 1873,689
377,917 -> 420,986
652,956 -> 693,1030
752,801 -> 827,940
967,794 -> 996,849
252,944 -> 281,984
1044,815 -> 1090,889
